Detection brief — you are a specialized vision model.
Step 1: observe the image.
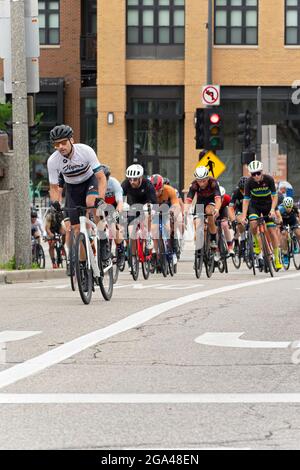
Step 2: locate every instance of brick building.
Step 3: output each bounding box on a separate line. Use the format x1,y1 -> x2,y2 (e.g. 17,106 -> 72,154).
98,0 -> 300,195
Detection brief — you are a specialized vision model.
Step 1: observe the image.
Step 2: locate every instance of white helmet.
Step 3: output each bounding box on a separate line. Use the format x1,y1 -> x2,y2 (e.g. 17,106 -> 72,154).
219,186 -> 226,197
248,160 -> 263,174
194,166 -> 209,180
126,164 -> 144,178
283,196 -> 294,209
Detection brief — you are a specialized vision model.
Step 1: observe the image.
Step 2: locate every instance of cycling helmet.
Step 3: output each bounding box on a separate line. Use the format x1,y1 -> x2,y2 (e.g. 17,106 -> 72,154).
50,124 -> 73,143
238,176 -> 248,190
283,196 -> 294,209
194,166 -> 209,180
99,165 -> 111,179
31,210 -> 38,218
150,174 -> 164,191
248,160 -> 263,174
126,164 -> 144,178
219,186 -> 226,197
163,177 -> 170,185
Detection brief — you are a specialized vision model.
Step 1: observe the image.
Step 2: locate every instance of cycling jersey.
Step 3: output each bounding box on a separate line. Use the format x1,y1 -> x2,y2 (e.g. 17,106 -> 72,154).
45,209 -> 64,235
244,174 -> 277,204
157,185 -> 179,207
278,204 -> 299,227
105,177 -> 123,207
47,143 -> 102,185
187,178 -> 221,204
230,188 -> 244,213
121,178 -> 157,206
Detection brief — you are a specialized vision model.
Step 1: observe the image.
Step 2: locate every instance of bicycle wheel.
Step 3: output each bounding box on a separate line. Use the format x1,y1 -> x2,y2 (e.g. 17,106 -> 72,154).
128,241 -> 139,281
292,237 -> 300,270
232,239 -> 242,269
75,233 -> 93,304
218,235 -> 228,274
110,241 -> 119,284
36,244 -> 45,269
158,239 -> 168,277
97,239 -> 113,301
281,248 -> 290,271
261,233 -> 274,277
142,259 -> 150,280
194,248 -> 204,279
168,253 -> 174,277
56,245 -> 63,268
69,235 -> 77,291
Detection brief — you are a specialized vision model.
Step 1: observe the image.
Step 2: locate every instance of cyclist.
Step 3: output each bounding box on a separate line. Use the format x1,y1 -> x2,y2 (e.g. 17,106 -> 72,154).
100,164 -> 125,267
277,181 -> 294,206
241,160 -> 282,270
163,176 -> 185,240
47,124 -> 110,265
229,176 -> 248,254
217,186 -> 234,256
150,174 -> 182,262
121,164 -> 157,253
44,201 -> 67,269
185,166 -> 222,250
31,208 -> 43,243
278,196 -> 300,265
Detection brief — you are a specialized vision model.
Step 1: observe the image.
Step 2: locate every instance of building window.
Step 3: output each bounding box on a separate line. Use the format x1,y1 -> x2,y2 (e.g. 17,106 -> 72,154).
127,0 -> 185,45
38,1 -> 60,45
214,0 -> 258,45
285,0 -> 300,44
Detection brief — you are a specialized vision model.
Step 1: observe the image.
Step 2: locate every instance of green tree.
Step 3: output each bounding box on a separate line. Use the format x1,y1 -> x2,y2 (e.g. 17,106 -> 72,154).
0,102 -> 12,131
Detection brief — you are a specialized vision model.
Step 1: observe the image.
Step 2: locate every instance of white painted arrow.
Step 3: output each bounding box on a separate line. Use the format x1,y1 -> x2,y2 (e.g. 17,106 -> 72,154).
0,331 -> 41,343
195,332 -> 293,349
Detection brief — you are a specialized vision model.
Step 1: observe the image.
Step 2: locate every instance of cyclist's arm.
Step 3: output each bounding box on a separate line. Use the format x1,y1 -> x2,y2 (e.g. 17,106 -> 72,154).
214,184 -> 222,212
94,169 -> 107,200
111,177 -> 124,212
228,205 -> 236,222
271,193 -> 278,212
49,183 -> 61,202
242,198 -> 250,220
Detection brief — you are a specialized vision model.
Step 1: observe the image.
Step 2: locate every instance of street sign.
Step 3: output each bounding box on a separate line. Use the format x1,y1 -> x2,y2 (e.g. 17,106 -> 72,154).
202,85 -> 220,106
4,57 -> 40,94
196,150 -> 226,179
0,16 -> 40,59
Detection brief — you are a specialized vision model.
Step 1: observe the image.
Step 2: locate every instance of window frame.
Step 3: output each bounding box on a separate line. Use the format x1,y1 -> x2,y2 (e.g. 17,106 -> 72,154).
285,0 -> 300,45
214,0 -> 258,46
126,0 -> 185,46
38,0 -> 60,46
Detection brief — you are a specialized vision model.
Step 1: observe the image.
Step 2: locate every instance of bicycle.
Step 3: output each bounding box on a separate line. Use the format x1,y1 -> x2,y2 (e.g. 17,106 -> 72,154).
31,237 -> 45,269
152,208 -> 176,277
243,223 -> 256,276
125,204 -> 153,281
67,205 -> 113,304
255,216 -> 274,277
48,233 -> 66,268
280,224 -> 300,271
194,214 -> 215,279
216,219 -> 229,274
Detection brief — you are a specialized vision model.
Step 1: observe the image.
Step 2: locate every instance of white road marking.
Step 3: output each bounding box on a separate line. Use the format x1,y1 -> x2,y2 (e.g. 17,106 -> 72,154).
0,393 -> 300,404
195,332 -> 292,349
0,331 -> 41,343
0,272 -> 299,390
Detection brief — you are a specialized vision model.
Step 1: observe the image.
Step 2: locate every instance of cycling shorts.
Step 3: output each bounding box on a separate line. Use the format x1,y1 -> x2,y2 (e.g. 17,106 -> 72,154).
65,174 -> 99,225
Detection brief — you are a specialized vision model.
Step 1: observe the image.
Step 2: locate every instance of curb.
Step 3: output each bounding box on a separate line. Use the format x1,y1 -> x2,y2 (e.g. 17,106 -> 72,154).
1,269 -> 67,284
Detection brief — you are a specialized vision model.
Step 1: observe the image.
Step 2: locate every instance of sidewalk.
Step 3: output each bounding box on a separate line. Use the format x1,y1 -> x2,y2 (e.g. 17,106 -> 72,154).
0,268 -> 67,284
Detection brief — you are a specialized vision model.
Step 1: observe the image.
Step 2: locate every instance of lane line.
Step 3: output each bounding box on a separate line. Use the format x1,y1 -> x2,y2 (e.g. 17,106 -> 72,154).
1,393 -> 300,404
0,272 -> 299,391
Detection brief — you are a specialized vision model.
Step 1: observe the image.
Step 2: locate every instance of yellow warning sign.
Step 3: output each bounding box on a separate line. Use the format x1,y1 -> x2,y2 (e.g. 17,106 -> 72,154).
196,150 -> 226,179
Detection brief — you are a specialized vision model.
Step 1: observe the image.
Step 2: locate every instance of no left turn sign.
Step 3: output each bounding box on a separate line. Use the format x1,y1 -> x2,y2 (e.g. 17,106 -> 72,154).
202,85 -> 220,106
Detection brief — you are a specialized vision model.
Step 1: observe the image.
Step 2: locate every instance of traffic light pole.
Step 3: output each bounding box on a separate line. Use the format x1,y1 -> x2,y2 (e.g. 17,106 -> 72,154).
11,0 -> 32,268
207,0 -> 213,86
256,86 -> 262,161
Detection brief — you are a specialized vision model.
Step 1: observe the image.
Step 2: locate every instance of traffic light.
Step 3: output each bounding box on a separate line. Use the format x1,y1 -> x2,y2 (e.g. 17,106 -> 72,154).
237,110 -> 252,148
206,108 -> 224,151
194,108 -> 205,149
28,121 -> 40,155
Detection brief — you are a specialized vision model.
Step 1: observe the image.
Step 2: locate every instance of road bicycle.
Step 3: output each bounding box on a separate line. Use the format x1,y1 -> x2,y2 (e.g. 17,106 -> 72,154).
67,205 -> 113,304
215,219 -> 229,274
280,224 -> 300,271
151,208 -> 176,277
31,237 -> 45,269
194,214 -> 215,279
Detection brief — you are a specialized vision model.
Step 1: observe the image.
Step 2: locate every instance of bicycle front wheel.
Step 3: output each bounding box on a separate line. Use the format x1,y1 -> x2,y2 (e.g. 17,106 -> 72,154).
292,237 -> 300,270
261,233 -> 274,277
36,244 -> 45,269
69,236 -> 77,291
75,233 -> 93,304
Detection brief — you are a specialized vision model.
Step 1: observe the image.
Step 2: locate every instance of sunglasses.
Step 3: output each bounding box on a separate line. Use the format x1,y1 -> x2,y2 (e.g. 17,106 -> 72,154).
251,171 -> 262,177
128,177 -> 140,182
53,139 -> 69,148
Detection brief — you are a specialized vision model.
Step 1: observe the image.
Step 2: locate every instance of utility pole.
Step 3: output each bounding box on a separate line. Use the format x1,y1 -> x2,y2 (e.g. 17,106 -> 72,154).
11,0 -> 31,268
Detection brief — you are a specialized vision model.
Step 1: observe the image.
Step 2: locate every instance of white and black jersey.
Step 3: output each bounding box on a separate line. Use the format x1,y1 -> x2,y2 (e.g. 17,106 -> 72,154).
47,143 -> 101,185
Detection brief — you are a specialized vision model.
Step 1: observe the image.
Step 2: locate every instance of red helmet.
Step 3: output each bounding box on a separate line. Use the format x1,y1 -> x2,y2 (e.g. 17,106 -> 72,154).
150,174 -> 164,191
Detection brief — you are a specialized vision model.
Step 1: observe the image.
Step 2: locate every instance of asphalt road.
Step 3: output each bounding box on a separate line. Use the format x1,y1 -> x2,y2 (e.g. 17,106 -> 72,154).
0,258 -> 300,450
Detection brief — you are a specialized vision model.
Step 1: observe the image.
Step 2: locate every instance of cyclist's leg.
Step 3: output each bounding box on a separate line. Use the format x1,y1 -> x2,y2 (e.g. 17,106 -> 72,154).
205,203 -> 217,247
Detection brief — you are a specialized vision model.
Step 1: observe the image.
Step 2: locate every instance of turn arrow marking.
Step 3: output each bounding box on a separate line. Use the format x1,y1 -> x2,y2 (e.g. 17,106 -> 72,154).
195,332 -> 297,349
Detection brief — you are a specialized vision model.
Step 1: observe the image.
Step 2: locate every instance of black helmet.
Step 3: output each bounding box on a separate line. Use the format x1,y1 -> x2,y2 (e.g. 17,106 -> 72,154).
99,165 -> 111,179
238,176 -> 248,190
31,210 -> 38,218
50,124 -> 73,143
